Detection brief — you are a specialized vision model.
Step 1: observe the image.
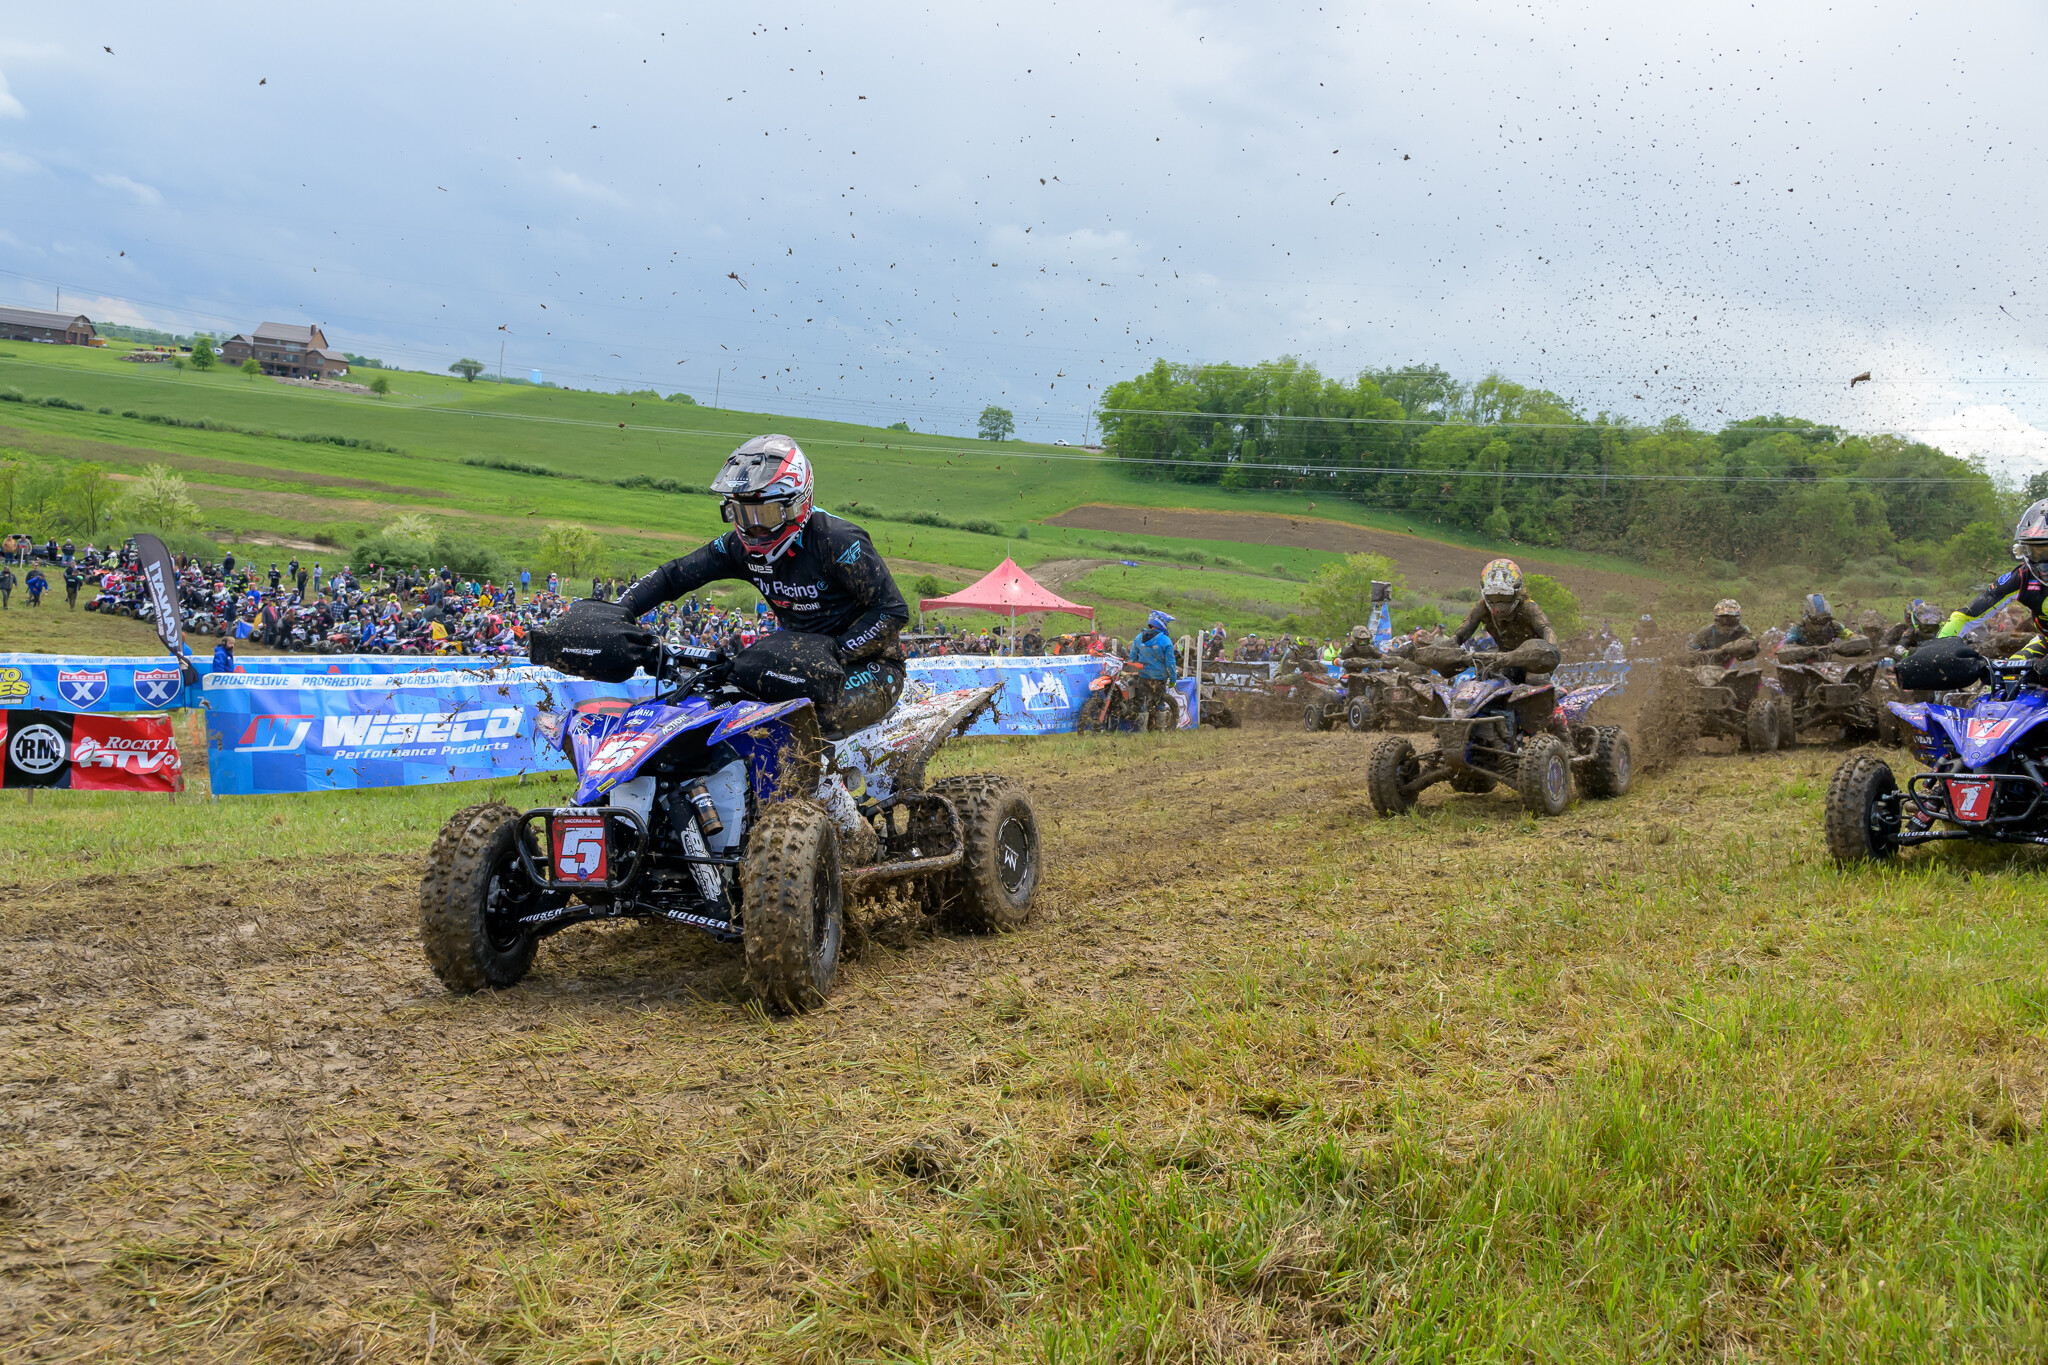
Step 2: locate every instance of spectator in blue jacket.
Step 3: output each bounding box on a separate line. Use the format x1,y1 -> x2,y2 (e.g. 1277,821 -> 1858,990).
24,568 -> 46,606
1129,609 -> 1180,732
213,638 -> 236,673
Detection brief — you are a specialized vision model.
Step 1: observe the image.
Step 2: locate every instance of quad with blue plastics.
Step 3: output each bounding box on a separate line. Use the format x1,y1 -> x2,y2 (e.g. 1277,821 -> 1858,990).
1828,642 -> 2048,864
1363,640 -> 1634,818
418,643 -> 1041,1012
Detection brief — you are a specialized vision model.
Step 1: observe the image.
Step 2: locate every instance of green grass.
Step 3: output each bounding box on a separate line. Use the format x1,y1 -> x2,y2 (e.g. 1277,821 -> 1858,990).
0,341 -> 1663,596
4,733 -> 2047,1358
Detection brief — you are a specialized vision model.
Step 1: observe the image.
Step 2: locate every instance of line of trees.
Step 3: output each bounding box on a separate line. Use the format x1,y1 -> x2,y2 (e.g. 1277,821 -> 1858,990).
1096,359 -> 2008,575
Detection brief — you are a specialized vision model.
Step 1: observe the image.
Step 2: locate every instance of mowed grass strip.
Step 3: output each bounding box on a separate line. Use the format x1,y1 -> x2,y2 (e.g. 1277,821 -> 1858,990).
1,732 -> 2044,1360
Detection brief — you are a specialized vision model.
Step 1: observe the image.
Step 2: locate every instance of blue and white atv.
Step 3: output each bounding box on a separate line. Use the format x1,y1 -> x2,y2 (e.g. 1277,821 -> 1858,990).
1827,640 -> 2048,865
1363,640 -> 1633,818
418,643 -> 1041,1012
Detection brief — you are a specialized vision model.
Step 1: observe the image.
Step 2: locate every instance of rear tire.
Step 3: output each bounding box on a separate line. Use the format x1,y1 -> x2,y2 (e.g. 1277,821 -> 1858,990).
1824,755 -> 1900,866
419,802 -> 549,993
1303,702 -> 1329,732
1447,768 -> 1498,794
1581,726 -> 1634,798
1365,734 -> 1420,816
925,775 -> 1040,932
1516,734 -> 1574,816
740,802 -> 844,1013
1745,695 -> 1783,753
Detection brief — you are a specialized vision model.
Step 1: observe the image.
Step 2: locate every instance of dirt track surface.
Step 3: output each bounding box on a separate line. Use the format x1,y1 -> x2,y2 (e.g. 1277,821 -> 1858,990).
1048,504 -> 1660,601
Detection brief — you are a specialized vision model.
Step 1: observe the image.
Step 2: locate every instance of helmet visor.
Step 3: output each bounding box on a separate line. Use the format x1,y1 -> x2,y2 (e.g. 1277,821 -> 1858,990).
2022,539 -> 2048,567
727,497 -> 799,535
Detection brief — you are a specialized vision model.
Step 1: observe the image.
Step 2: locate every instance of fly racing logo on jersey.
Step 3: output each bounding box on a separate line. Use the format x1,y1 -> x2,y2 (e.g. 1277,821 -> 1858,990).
836,541 -> 863,565
235,713 -> 315,752
57,669 -> 108,708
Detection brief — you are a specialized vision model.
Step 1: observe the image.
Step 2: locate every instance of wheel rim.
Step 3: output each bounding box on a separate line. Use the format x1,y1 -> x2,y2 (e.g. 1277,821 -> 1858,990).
483,861 -> 536,952
1304,705 -> 1321,731
1612,742 -> 1632,789
1544,754 -> 1568,805
996,814 -> 1036,899
810,857 -> 834,952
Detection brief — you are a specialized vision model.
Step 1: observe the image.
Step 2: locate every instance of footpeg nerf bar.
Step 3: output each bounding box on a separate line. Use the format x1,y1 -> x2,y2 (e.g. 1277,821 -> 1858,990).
844,792 -> 966,890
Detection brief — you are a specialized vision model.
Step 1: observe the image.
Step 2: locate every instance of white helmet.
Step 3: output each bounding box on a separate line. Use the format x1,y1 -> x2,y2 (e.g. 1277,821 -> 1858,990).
2016,498 -> 2048,567
1481,557 -> 1523,602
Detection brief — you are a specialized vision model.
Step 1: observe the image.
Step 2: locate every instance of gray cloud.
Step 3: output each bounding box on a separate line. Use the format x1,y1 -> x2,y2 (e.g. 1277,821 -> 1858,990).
0,2 -> 2045,466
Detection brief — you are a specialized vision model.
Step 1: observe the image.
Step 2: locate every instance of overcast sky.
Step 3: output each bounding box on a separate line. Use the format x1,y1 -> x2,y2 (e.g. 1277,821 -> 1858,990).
4,2 -> 2047,469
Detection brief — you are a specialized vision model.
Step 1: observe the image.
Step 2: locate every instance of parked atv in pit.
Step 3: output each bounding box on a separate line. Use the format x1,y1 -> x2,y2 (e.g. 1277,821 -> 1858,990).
1678,639 -> 1791,752
1828,639 -> 2048,865
1775,637 -> 1882,743
1363,641 -> 1633,818
418,642 -> 1042,1013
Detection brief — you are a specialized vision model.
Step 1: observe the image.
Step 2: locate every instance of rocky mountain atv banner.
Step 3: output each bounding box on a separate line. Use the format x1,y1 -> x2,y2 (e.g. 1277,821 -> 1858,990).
0,710 -> 184,791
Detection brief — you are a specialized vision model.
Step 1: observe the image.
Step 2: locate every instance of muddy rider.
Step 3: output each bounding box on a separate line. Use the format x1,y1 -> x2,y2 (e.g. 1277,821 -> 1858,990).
1688,598 -> 1757,663
1128,609 -> 1180,731
1881,599 -> 1945,655
1940,499 -> 2048,660
1452,559 -> 1558,679
609,435 -> 909,735
1340,623 -> 1383,669
1783,593 -> 1857,649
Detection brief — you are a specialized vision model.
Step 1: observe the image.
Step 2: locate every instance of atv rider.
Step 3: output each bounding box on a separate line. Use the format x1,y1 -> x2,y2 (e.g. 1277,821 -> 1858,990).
1939,499 -> 2048,661
611,434 -> 910,737
1688,598 -> 1758,664
1452,558 -> 1558,681
1340,622 -> 1383,670
1128,609 -> 1180,731
1882,599 -> 1946,655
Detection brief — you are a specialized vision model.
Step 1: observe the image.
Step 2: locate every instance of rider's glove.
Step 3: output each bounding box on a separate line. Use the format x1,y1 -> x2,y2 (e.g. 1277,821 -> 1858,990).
1937,611 -> 1970,639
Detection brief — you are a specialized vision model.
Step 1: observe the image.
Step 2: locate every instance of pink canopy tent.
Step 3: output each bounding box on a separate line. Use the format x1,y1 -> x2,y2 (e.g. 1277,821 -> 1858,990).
918,557 -> 1094,639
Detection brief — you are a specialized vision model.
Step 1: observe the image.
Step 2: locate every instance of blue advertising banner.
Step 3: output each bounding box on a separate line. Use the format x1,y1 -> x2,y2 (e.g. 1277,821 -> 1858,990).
201,667 -> 652,797
1,652 -> 539,714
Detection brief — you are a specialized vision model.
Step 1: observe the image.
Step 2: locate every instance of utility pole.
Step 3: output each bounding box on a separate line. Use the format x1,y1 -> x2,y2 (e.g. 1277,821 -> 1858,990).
498,340 -> 506,383
714,369 -> 721,410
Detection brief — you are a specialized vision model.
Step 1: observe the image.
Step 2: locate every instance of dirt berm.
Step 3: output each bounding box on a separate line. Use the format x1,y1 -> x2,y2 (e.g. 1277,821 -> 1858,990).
1048,504 -> 1661,602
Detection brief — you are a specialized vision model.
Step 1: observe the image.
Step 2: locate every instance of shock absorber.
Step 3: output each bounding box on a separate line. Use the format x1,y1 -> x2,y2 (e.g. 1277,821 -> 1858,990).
681,778 -> 723,839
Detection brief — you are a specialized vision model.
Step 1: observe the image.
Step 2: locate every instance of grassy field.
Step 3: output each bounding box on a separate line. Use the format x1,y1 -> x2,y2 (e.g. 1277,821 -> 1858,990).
3,723 -> 2046,1361
0,341 -> 1679,634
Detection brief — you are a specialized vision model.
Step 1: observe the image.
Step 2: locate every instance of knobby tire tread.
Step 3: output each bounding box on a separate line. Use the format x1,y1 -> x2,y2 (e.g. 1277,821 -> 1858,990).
740,801 -> 841,1013
925,775 -> 1039,932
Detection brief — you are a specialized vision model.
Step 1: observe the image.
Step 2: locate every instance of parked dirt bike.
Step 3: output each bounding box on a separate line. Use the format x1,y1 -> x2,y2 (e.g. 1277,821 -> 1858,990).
418,642 -> 1043,1013
1080,658 -> 1173,732
1363,641 -> 1633,818
1679,647 -> 1791,752
1775,639 -> 1883,742
1828,641 -> 2048,864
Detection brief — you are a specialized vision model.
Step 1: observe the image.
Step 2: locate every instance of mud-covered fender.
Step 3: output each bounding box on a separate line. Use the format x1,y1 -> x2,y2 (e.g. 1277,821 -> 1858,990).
828,684 -> 998,802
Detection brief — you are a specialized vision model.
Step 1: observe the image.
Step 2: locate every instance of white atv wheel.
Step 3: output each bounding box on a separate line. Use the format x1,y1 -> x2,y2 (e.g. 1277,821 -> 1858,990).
740,802 -> 845,1013
925,775 -> 1040,931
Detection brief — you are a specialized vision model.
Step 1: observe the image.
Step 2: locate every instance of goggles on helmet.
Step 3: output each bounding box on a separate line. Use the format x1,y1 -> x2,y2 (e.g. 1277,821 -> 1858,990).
724,496 -> 802,535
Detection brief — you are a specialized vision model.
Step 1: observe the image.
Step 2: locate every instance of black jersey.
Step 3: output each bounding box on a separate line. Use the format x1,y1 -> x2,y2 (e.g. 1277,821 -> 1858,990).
617,511 -> 908,661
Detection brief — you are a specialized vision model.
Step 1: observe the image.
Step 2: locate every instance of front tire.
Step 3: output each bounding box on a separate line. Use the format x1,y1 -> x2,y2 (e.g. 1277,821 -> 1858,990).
1745,695 -> 1783,753
925,775 -> 1040,932
1303,702 -> 1330,732
1516,734 -> 1574,816
740,802 -> 844,1014
1346,696 -> 1376,731
1825,755 -> 1900,866
1365,734 -> 1420,816
419,802 -> 549,993
1581,726 -> 1634,798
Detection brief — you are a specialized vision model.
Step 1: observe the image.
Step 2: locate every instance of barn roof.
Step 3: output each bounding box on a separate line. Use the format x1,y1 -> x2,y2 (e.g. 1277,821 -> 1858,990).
252,322 -> 320,344
0,306 -> 93,330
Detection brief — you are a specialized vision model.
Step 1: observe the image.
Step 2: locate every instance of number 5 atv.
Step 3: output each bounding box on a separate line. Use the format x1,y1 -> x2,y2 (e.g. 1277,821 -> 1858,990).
419,637 -> 1041,1013
1363,640 -> 1634,818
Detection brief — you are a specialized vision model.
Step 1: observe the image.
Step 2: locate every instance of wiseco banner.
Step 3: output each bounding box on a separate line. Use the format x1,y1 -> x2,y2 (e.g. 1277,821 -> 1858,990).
0,710 -> 184,792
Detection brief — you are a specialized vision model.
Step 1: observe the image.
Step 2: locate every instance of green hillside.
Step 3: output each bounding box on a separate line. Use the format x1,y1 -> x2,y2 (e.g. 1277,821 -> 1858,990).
0,340 -> 1666,637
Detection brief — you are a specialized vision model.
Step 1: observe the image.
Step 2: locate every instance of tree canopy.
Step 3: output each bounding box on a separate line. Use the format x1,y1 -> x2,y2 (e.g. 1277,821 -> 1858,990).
1097,358 -> 2002,571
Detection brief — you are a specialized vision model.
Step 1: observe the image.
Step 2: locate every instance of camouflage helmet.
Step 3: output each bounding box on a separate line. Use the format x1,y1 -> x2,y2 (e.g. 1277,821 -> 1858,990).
1713,598 -> 1742,620
1481,558 -> 1524,600
1350,623 -> 1373,641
